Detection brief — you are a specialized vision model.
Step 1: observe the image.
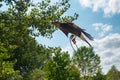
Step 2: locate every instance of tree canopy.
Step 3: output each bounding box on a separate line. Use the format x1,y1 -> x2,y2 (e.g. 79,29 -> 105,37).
106,65 -> 120,80
43,48 -> 80,80
0,0 -> 78,79
73,46 -> 101,80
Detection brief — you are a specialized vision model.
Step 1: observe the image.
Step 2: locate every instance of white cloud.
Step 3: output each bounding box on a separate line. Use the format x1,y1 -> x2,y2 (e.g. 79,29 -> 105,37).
94,33 -> 120,74
79,0 -> 120,17
92,23 -> 112,37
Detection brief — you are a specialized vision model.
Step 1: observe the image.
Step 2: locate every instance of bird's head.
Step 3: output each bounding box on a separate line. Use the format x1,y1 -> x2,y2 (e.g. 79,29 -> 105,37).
52,22 -> 61,27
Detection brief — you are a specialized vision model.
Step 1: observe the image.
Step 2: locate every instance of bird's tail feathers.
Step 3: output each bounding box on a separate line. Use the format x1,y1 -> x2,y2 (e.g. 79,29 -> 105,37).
82,31 -> 93,41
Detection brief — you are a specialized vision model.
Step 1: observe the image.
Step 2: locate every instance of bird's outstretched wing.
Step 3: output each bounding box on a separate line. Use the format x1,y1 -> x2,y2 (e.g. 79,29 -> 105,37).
64,19 -> 93,41
64,19 -> 85,31
52,22 -> 69,37
60,28 -> 69,37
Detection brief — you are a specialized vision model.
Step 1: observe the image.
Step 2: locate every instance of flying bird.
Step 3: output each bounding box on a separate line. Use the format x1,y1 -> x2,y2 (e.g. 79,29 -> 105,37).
52,20 -> 93,47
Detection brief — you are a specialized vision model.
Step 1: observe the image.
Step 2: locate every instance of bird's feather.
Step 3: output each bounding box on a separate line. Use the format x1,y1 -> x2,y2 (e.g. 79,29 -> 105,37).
67,22 -> 93,40
60,29 -> 69,37
82,31 -> 93,40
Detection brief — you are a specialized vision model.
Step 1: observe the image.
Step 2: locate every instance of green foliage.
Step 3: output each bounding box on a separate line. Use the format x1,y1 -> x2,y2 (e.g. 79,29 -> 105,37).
0,44 -> 23,80
93,68 -> 106,80
73,46 -> 101,78
0,13 -> 22,79
106,65 -> 120,80
13,39 -> 51,73
0,61 -> 23,80
43,48 -> 80,80
0,0 -> 79,79
1,0 -> 78,37
29,0 -> 78,37
28,69 -> 47,80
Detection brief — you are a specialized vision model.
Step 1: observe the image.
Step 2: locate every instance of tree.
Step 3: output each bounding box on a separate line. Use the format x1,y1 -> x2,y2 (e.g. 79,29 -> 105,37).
106,65 -> 120,80
27,69 -> 47,80
0,10 -> 23,79
92,68 -> 106,80
43,47 -> 80,80
0,43 -> 23,80
73,46 -> 101,79
0,0 -> 78,79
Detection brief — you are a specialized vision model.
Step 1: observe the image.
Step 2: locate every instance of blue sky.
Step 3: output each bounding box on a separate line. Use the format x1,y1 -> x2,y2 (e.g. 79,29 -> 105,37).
36,0 -> 120,74
1,0 -> 120,74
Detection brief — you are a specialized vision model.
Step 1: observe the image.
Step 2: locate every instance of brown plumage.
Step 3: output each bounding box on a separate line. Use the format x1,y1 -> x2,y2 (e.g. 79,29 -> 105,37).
52,21 -> 93,47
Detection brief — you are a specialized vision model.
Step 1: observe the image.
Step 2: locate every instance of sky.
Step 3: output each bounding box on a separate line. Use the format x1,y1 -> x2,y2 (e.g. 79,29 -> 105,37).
1,0 -> 120,74
36,0 -> 120,74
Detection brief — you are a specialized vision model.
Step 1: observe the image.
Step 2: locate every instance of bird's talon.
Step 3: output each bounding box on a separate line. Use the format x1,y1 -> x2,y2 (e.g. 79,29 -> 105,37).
70,34 -> 74,39
72,38 -> 76,44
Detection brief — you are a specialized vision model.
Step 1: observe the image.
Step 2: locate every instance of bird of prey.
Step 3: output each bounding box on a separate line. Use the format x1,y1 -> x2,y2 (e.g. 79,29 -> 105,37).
52,20 -> 93,47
